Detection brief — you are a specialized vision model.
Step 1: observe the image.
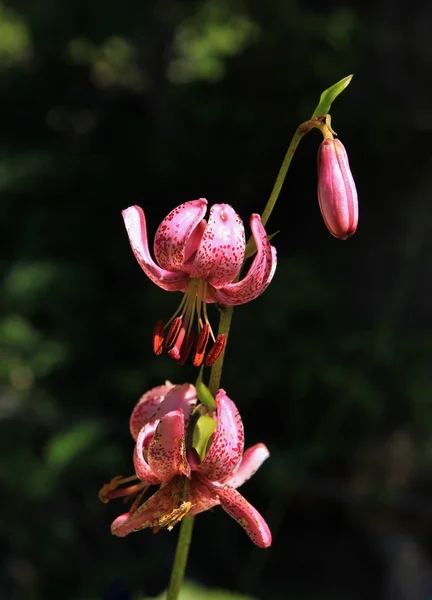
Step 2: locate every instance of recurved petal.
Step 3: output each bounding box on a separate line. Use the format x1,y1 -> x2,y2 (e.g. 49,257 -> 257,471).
154,199 -> 208,272
197,389 -> 244,482
148,410 -> 190,481
149,383 -> 197,428
133,423 -> 164,485
189,204 -> 245,286
223,443 -> 270,489
217,485 -> 272,548
212,214 -> 276,305
188,476 -> 220,516
111,478 -> 183,537
129,383 -> 174,441
122,206 -> 189,291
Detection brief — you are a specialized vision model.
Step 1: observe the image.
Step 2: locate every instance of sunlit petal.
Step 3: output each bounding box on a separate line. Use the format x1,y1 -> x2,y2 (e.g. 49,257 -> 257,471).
148,410 -> 190,481
217,485 -> 272,548
197,389 -> 244,482
190,204 -> 245,286
129,383 -> 175,441
212,214 -> 276,305
223,443 -> 270,489
133,423 -> 163,485
111,478 -> 183,537
122,206 -> 189,291
154,199 -> 208,271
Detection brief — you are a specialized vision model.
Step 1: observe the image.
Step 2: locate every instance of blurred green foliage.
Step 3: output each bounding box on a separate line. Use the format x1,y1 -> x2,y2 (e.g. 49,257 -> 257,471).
1,0 -> 431,599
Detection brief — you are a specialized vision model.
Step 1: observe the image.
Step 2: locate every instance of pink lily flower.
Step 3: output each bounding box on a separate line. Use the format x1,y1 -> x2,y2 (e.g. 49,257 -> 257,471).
122,199 -> 277,366
100,383 -> 272,548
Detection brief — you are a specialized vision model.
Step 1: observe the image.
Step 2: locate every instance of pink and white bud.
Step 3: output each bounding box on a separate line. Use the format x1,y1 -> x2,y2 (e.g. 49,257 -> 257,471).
317,138 -> 358,240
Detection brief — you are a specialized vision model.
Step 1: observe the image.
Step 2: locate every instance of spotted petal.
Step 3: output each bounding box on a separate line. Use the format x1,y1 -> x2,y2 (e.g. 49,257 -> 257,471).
111,477 -> 185,537
148,410 -> 191,480
154,199 -> 208,272
197,389 -> 244,482
133,423 -> 163,485
223,443 -> 270,489
217,485 -> 272,548
130,383 -> 197,441
129,383 -> 174,441
122,206 -> 189,291
190,204 -> 245,287
212,214 -> 276,305
188,475 -> 221,516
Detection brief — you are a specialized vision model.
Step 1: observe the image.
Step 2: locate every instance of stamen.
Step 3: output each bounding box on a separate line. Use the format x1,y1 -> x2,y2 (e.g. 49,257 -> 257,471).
152,320 -> 165,355
192,324 -> 210,367
155,501 -> 193,532
99,474 -> 140,503
168,325 -> 187,360
129,487 -> 149,513
165,317 -> 182,348
176,331 -> 196,366
204,334 -> 226,366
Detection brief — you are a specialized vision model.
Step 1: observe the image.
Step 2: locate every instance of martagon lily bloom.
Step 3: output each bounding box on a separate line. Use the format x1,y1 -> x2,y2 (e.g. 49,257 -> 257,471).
99,383 -> 272,548
122,199 -> 277,366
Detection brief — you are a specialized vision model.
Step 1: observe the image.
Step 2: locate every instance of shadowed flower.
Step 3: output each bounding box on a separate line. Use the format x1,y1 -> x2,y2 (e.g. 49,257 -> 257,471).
122,199 -> 277,366
317,138 -> 358,240
100,383 -> 272,548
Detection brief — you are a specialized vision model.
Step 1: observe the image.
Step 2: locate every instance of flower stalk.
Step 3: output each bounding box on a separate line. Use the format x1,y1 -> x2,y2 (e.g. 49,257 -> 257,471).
165,303 -> 234,600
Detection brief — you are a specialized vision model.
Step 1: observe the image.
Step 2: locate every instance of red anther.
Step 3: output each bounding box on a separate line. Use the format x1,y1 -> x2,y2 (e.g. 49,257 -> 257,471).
165,317 -> 182,348
176,331 -> 196,366
168,325 -> 187,361
204,334 -> 226,366
152,320 -> 165,355
192,324 -> 210,367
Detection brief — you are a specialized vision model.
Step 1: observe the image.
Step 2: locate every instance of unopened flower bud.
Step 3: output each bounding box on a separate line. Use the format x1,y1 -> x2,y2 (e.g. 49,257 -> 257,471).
317,138 -> 358,240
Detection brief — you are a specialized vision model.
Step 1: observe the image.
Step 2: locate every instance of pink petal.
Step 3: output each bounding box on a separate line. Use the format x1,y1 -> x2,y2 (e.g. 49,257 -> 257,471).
223,443 -> 270,489
111,478 -> 183,537
130,383 -> 197,441
133,423 -> 164,485
189,204 -> 245,287
149,383 -> 197,427
122,206 -> 189,292
129,383 -> 174,441
154,199 -> 208,273
188,475 -> 220,516
217,485 -> 272,548
148,410 -> 190,481
212,214 -> 276,305
197,389 -> 244,482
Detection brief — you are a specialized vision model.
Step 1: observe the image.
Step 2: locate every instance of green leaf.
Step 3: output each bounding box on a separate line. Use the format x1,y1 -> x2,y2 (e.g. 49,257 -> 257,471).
149,580 -> 257,599
45,421 -> 105,469
192,415 -> 217,460
311,74 -> 353,118
196,378 -> 216,410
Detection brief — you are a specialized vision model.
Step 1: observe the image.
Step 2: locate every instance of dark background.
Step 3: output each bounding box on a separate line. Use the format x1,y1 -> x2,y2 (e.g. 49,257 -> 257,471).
1,0 -> 432,599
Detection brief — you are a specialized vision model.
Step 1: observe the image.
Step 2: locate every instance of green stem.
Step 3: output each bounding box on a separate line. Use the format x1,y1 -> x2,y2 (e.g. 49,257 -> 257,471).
166,516 -> 194,600
208,305 -> 234,396
165,306 -> 233,600
260,117 -> 331,228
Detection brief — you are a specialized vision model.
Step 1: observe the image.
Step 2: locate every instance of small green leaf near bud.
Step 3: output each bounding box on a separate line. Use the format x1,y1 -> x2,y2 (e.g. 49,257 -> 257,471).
311,74 -> 353,119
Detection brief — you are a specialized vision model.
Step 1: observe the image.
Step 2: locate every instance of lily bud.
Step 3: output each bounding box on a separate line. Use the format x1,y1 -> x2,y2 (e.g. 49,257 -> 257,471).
317,138 -> 358,240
